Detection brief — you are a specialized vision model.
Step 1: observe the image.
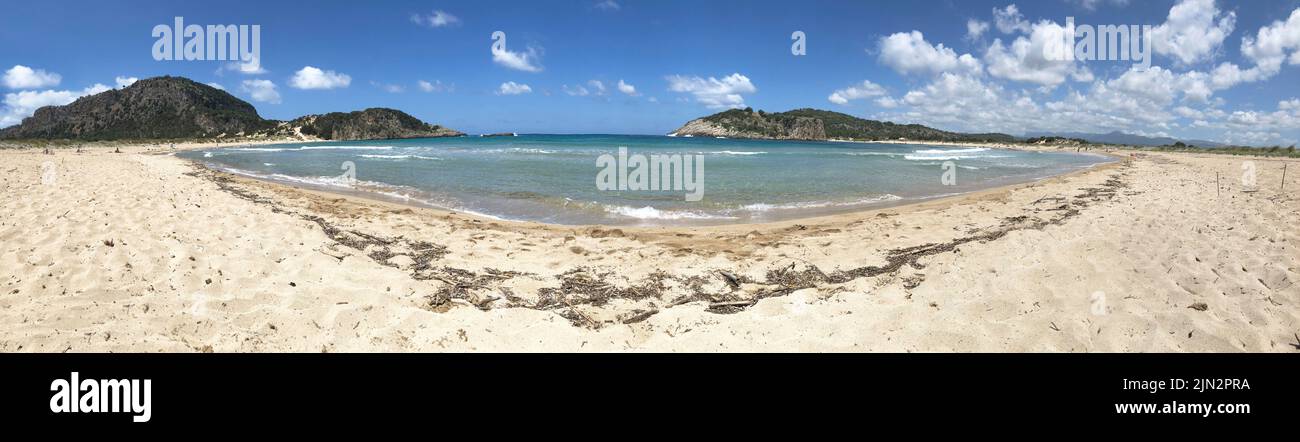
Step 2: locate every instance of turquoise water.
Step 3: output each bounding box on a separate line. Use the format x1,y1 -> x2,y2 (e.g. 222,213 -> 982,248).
178,134 -> 1112,225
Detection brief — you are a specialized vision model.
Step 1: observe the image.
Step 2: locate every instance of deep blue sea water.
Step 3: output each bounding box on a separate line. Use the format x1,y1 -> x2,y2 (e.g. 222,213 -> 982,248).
178,134 -> 1112,225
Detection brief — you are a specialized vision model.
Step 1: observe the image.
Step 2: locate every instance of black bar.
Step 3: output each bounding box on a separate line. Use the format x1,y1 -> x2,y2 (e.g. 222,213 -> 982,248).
1,354 -> 1294,427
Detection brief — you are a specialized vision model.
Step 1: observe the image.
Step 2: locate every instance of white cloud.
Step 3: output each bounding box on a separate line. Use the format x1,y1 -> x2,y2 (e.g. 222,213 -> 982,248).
993,4 -> 1031,34
220,57 -> 266,75
240,79 -> 281,104
1150,0 -> 1236,65
594,1 -> 620,11
492,43 -> 544,73
496,81 -> 532,95
417,80 -> 453,93
617,79 -> 638,96
563,84 -> 590,96
3,65 -> 61,89
115,76 -> 138,88
827,80 -> 887,105
411,10 -> 460,28
288,66 -> 351,90
966,20 -> 990,41
665,73 -> 756,109
563,80 -> 607,97
206,82 -> 225,90
371,81 -> 404,93
1240,8 -> 1300,80
985,20 -> 1093,88
878,31 -> 981,76
1,83 -> 110,127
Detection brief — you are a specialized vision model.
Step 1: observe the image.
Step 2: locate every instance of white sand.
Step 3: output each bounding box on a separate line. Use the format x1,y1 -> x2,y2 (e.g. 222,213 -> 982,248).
1,144 -> 1297,352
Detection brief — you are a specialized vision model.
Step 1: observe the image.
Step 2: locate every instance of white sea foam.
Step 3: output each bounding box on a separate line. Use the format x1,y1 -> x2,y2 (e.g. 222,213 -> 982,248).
605,205 -> 737,220
740,194 -> 902,212
227,147 -> 292,152
841,151 -> 902,156
298,145 -> 394,150
903,147 -> 1009,161
711,150 -> 765,156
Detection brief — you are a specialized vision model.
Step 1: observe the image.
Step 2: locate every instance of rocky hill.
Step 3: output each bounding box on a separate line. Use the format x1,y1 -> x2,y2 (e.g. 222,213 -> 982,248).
284,108 -> 463,141
671,108 -> 1015,143
0,76 -> 463,141
0,76 -> 272,140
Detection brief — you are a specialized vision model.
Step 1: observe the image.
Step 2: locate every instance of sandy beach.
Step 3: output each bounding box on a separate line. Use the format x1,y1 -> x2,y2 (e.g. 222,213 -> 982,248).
1,143 -> 1297,352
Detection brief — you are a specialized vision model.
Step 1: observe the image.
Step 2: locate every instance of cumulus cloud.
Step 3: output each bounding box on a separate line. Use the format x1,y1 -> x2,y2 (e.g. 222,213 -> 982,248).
985,20 -> 1093,88
617,79 -> 638,96
993,4 -> 1031,34
288,66 -> 351,90
966,20 -> 990,41
206,82 -> 225,90
115,76 -> 138,88
3,65 -> 62,89
1150,0 -> 1236,65
240,79 -> 281,104
665,73 -> 756,109
1239,8 -> 1300,79
827,80 -> 887,105
878,31 -> 981,76
492,39 -> 544,73
411,10 -> 460,28
219,57 -> 266,75
496,81 -> 532,95
1,83 -> 110,127
594,1 -> 620,11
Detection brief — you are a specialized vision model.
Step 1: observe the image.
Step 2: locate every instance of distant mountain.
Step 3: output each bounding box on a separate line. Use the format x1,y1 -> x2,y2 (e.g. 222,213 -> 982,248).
0,76 -> 271,140
282,108 -> 463,141
671,108 -> 1016,143
1024,130 -> 1224,147
0,76 -> 463,141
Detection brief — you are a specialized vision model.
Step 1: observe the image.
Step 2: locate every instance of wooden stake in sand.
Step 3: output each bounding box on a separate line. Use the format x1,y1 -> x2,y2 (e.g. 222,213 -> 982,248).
1216,172 -> 1220,197
1283,164 -> 1288,191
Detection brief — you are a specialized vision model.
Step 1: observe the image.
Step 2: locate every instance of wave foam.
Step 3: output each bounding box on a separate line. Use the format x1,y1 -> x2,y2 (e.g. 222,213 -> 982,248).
605,205 -> 737,220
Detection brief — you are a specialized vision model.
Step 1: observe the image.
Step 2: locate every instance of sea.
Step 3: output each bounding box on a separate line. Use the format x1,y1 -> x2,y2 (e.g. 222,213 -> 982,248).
178,134 -> 1113,225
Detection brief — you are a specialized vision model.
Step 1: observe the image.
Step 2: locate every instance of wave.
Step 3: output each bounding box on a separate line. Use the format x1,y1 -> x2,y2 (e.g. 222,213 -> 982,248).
711,150 -> 766,156
739,194 -> 902,212
604,205 -> 738,220
226,147 -> 292,152
841,151 -> 903,156
903,147 -> 1011,161
357,154 -> 441,160
298,145 -> 394,151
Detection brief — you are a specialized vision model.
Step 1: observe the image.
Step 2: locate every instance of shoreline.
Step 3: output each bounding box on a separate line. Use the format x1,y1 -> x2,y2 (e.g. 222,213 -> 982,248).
172,138 -> 1123,229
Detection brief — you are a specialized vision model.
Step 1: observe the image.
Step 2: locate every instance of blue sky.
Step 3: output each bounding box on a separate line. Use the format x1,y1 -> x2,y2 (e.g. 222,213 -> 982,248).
2,0 -> 1299,145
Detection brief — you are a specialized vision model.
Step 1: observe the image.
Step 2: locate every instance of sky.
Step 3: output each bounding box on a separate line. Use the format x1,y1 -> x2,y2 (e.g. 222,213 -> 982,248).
2,0 -> 1299,145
